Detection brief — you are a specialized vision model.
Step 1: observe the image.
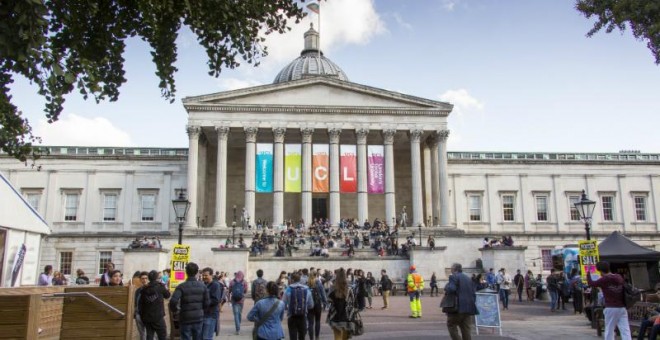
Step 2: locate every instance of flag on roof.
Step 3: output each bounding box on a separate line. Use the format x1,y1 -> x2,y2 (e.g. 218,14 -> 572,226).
307,2 -> 320,14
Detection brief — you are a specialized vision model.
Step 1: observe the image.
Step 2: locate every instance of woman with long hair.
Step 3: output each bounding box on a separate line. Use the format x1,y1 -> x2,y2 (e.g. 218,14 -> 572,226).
307,271 -> 327,340
328,268 -> 354,340
276,271 -> 289,299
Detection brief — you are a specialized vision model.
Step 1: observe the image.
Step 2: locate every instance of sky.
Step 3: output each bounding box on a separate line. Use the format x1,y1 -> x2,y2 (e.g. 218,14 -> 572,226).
9,0 -> 660,153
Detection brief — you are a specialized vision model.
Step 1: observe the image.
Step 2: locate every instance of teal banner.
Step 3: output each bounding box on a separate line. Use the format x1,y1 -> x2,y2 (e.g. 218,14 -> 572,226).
256,144 -> 273,193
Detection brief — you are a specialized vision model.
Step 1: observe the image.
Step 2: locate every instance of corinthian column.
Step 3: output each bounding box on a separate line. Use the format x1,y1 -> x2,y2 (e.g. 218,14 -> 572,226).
328,128 -> 342,227
186,125 -> 201,228
272,127 -> 286,227
356,128 -> 369,225
437,129 -> 451,227
301,128 -> 314,227
409,129 -> 424,227
429,136 -> 440,226
244,127 -> 258,228
214,125 -> 230,228
382,129 -> 397,226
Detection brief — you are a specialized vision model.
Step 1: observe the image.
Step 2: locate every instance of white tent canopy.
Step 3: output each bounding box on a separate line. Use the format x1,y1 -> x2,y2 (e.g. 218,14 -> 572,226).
0,172 -> 50,235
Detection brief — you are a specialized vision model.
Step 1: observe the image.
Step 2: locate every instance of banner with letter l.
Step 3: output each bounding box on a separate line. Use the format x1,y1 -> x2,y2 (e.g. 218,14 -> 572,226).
340,145 -> 357,193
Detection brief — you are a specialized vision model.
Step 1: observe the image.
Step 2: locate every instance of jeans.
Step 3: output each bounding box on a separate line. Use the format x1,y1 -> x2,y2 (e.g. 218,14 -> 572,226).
499,289 -> 509,309
638,319 -> 660,340
382,290 -> 390,308
517,288 -> 523,302
180,322 -> 203,340
232,303 -> 243,332
135,315 -> 147,340
549,290 -> 559,310
288,315 -> 307,340
307,308 -> 322,339
202,316 -> 217,340
447,313 -> 472,340
603,307 -> 631,340
143,318 -> 167,340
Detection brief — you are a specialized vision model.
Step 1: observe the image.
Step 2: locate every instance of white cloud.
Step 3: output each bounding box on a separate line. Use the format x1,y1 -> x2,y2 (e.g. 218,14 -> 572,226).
442,0 -> 458,11
391,13 -> 413,31
439,89 -> 484,116
34,113 -> 133,147
216,77 -> 263,91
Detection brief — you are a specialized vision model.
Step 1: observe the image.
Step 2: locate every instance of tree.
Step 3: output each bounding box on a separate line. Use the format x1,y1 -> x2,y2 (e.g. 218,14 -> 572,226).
576,0 -> 660,65
0,0 -> 308,162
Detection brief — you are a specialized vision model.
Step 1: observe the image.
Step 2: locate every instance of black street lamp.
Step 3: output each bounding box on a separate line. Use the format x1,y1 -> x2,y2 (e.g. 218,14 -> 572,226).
574,189 -> 597,240
172,192 -> 191,245
418,223 -> 422,247
232,205 -> 237,245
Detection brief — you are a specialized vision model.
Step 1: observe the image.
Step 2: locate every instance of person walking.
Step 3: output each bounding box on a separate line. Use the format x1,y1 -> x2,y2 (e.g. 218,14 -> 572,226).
380,269 -> 392,310
139,270 -> 171,340
365,272 -> 375,309
134,271 -> 149,340
248,281 -> 286,340
430,272 -> 439,297
513,269 -> 524,302
252,269 -> 268,302
229,271 -> 249,335
169,262 -> 210,340
497,268 -> 511,310
283,272 -> 313,340
201,267 -> 222,340
327,268 -> 355,340
307,271 -> 327,340
547,269 -> 560,312
406,265 -> 424,318
443,263 -> 478,340
569,268 -> 584,314
524,270 -> 535,302
587,261 -> 632,340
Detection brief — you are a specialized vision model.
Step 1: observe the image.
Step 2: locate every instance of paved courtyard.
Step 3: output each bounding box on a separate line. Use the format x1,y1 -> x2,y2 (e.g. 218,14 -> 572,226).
215,294 -> 600,340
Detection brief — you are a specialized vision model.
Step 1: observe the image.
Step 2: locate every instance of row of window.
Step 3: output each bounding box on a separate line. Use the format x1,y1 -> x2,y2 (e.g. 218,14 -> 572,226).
466,192 -> 649,223
58,251 -> 112,276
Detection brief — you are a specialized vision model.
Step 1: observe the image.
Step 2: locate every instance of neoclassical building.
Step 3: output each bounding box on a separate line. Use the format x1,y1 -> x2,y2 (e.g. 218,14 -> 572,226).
1,26 -> 660,285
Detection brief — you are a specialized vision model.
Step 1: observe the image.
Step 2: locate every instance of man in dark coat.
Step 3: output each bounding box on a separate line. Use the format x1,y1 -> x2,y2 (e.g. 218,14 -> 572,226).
201,267 -> 222,340
443,263 -> 478,340
139,270 -> 171,340
169,262 -> 210,340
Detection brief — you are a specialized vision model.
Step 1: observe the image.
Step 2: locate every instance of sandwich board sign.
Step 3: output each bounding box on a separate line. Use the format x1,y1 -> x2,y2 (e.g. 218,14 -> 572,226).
475,290 -> 502,336
169,244 -> 191,292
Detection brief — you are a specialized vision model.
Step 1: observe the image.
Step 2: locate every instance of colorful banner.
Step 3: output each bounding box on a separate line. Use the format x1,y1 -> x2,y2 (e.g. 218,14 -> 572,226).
312,144 -> 329,193
170,244 -> 191,292
285,144 -> 302,192
367,145 -> 385,194
340,145 -> 357,193
11,243 -> 26,287
578,240 -> 601,284
256,144 -> 273,193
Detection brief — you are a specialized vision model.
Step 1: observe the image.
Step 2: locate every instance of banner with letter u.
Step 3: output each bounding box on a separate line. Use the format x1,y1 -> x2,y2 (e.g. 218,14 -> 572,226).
367,145 -> 385,194
340,145 -> 357,193
312,144 -> 329,193
256,144 -> 273,193
285,144 -> 302,192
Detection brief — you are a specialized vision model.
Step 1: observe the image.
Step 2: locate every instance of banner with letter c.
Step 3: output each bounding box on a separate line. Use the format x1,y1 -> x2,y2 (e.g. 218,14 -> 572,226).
312,144 -> 329,193
340,145 -> 357,193
256,144 -> 273,193
285,144 -> 302,192
367,145 -> 384,194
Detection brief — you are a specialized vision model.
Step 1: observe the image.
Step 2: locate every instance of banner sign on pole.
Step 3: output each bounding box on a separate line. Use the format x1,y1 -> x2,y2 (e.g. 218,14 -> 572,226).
312,144 -> 329,193
367,145 -> 384,194
255,144 -> 273,193
340,145 -> 357,193
11,244 -> 26,287
285,144 -> 302,192
170,244 -> 191,292
578,240 -> 600,284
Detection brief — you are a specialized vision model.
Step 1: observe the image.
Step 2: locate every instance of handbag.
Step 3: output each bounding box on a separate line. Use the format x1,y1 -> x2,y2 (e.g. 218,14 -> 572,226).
440,275 -> 460,314
350,312 -> 364,336
253,299 -> 280,340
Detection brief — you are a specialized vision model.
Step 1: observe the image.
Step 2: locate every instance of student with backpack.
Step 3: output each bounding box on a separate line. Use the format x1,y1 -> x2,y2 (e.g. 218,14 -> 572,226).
307,271 -> 328,340
283,272 -> 314,340
228,271 -> 249,335
252,269 -> 268,302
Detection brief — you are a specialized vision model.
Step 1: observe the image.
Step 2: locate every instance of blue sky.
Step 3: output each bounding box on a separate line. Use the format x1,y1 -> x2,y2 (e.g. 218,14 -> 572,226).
9,0 -> 660,152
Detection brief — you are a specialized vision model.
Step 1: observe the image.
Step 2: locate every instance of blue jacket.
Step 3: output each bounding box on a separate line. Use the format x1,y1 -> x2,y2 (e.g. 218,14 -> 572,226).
444,272 -> 478,315
247,296 -> 285,340
204,279 -> 222,318
283,283 -> 314,317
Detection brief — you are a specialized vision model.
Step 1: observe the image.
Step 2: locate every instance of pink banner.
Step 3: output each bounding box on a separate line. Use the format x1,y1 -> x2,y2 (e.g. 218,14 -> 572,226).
340,145 -> 357,193
367,145 -> 384,194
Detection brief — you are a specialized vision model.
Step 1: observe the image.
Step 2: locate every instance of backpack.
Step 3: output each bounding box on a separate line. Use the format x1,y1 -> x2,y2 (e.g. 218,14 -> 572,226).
253,278 -> 268,301
289,286 -> 307,317
311,284 -> 322,309
623,282 -> 642,309
231,280 -> 245,302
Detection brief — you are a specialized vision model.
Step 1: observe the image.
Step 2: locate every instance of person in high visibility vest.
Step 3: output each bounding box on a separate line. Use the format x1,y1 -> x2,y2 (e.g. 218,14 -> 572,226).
407,265 -> 425,318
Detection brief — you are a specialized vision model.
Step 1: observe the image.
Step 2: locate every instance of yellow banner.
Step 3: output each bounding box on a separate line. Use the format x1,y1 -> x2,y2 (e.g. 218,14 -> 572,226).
285,144 -> 301,192
578,240 -> 600,284
170,244 -> 191,292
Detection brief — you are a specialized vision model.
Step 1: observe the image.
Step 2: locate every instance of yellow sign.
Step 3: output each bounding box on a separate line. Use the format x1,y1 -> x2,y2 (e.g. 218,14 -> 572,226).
578,240 -> 600,284
170,244 -> 191,292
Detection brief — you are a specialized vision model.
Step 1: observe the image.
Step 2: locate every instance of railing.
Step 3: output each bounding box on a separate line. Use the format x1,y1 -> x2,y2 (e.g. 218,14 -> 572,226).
0,146 -> 188,157
448,151 -> 660,162
42,292 -> 125,318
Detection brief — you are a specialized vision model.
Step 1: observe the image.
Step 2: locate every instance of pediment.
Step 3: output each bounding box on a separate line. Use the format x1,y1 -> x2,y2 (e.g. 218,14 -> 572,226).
183,77 -> 452,111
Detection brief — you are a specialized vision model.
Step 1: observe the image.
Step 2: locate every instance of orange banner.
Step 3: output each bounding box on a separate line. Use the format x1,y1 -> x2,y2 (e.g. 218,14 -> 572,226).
312,153 -> 329,193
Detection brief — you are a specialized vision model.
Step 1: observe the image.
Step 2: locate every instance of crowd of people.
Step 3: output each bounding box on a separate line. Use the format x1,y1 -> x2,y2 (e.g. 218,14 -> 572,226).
128,236 -> 163,249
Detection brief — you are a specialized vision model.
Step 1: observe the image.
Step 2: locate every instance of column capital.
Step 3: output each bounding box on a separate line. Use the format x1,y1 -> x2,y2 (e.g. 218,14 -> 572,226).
425,135 -> 437,148
273,127 -> 287,143
215,125 -> 230,141
328,128 -> 342,144
301,128 -> 315,144
244,126 -> 259,143
186,125 -> 201,138
356,128 -> 369,144
382,129 -> 396,145
436,129 -> 450,142
408,129 -> 424,143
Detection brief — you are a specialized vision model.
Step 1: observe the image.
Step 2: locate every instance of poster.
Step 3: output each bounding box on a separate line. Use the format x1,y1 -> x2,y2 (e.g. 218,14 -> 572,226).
255,144 -> 273,193
475,292 -> 502,335
10,243 -> 26,287
578,240 -> 600,284
170,244 -> 191,292
340,145 -> 357,193
312,144 -> 329,193
285,144 -> 302,192
629,262 -> 650,290
367,145 -> 384,194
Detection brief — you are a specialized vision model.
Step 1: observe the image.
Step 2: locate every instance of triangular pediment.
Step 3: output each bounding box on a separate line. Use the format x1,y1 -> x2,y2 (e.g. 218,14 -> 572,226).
183,77 -> 452,111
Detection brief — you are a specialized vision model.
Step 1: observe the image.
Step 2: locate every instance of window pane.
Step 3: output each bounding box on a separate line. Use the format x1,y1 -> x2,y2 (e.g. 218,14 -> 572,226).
536,196 -> 548,221
59,252 -> 72,275
26,193 -> 40,211
635,196 -> 647,221
98,251 -> 112,275
65,194 -> 79,221
502,195 -> 514,221
141,194 -> 156,221
469,196 -> 481,221
103,194 -> 117,221
602,196 -> 614,221
569,196 -> 580,221
541,249 -> 553,271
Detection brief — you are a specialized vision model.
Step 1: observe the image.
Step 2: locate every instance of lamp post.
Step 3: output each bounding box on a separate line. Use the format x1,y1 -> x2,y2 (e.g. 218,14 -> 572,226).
172,192 -> 191,245
232,205 -> 237,245
574,189 -> 597,240
418,223 -> 422,247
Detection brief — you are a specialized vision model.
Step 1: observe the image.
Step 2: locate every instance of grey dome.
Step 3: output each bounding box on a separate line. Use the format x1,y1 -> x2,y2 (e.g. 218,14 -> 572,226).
273,25 -> 349,84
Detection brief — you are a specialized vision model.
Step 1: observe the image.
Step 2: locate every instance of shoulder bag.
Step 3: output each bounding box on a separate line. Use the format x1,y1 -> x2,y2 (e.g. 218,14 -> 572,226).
441,275 -> 460,314
253,299 -> 280,340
